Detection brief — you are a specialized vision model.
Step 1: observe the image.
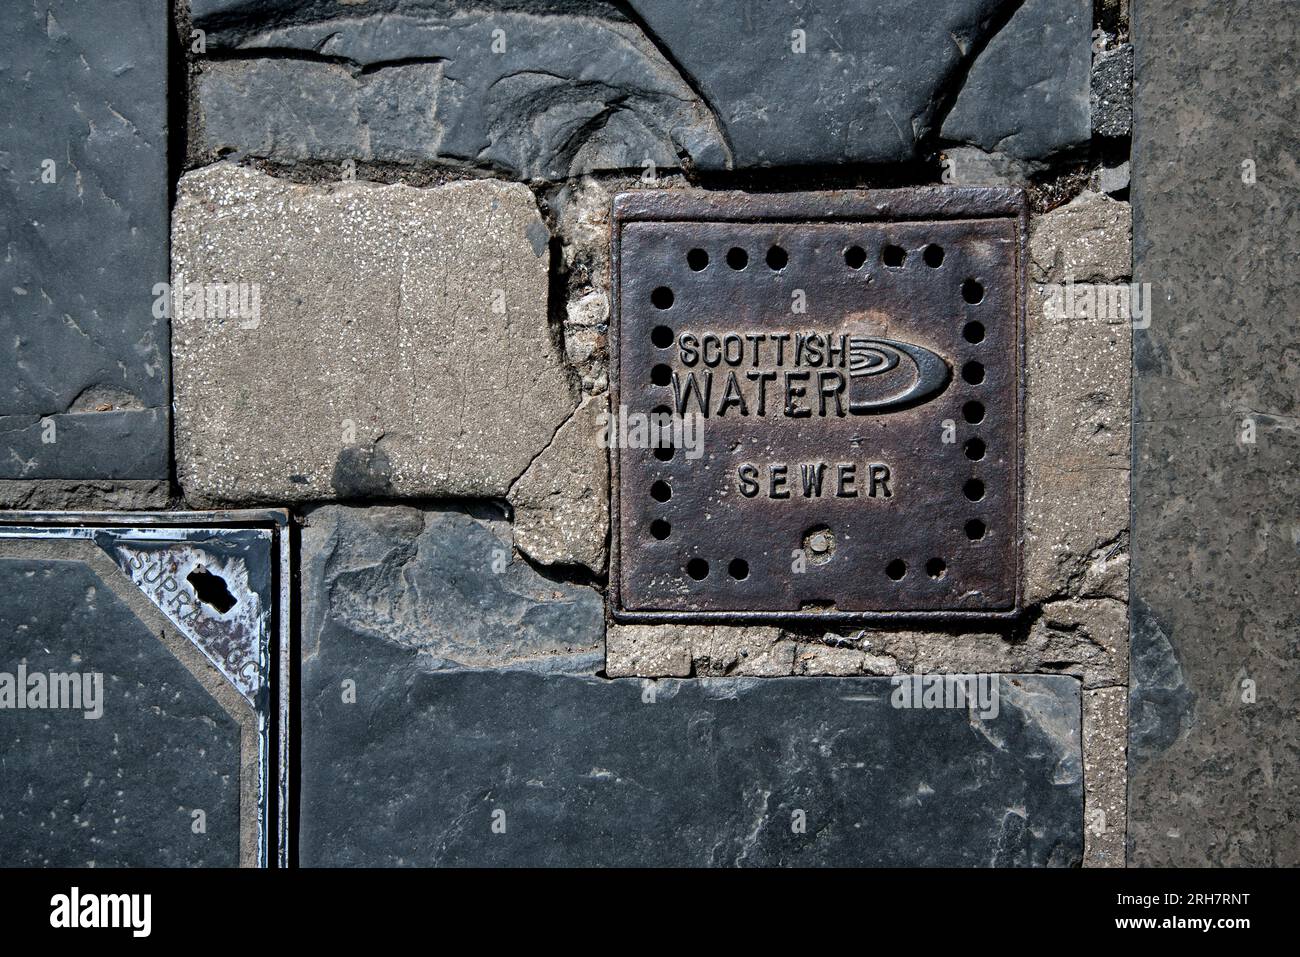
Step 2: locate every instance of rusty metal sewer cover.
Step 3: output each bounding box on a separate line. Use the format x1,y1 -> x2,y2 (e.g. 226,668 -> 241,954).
610,189 -> 1026,622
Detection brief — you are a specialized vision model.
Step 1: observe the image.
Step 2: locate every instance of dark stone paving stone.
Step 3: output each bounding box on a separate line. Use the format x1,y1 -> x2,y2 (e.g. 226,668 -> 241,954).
193,0 -> 1093,172
627,0 -> 1090,166
940,0 -> 1092,160
301,648 -> 1083,865
0,556 -> 241,867
0,1 -> 169,480
192,1 -> 727,179
302,504 -> 605,671
1130,0 -> 1300,865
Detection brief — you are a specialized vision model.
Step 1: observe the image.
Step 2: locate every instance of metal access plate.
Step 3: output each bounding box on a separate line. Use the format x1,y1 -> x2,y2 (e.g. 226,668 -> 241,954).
610,189 -> 1025,621
0,509 -> 291,867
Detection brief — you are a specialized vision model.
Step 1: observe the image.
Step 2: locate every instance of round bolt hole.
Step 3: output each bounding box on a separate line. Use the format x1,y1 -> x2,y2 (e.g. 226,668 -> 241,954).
963,478 -> 985,501
687,248 -> 710,271
963,321 -> 986,343
801,525 -> 836,566
885,559 -> 907,581
653,445 -> 675,461
650,480 -> 672,502
925,557 -> 947,579
650,519 -> 671,540
686,558 -> 710,580
651,363 -> 673,386
651,286 -> 674,310
962,360 -> 985,385
962,279 -> 985,304
726,247 -> 749,270
728,558 -> 750,580
964,437 -> 986,461
962,400 -> 985,424
844,245 -> 867,269
965,519 -> 987,541
882,244 -> 907,268
923,244 -> 945,268
766,245 -> 788,270
651,324 -> 674,348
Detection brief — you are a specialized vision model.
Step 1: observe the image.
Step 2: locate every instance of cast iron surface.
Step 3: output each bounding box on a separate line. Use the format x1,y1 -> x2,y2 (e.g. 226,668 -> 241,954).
611,189 -> 1025,620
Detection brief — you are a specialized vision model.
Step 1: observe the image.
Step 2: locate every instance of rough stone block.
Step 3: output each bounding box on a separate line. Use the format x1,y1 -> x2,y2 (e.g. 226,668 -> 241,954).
1029,190 -> 1133,283
171,163 -> 576,504
302,504 -> 604,672
507,393 -> 609,574
1083,686 -> 1126,867
941,0 -> 1092,161
300,658 -> 1084,866
0,0 -> 169,481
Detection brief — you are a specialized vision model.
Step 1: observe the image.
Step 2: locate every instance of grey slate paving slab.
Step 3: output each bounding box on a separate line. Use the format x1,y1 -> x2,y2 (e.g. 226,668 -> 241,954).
0,0 -> 169,480
940,0 -> 1092,161
300,662 -> 1084,866
192,0 -> 1094,173
1129,0 -> 1300,865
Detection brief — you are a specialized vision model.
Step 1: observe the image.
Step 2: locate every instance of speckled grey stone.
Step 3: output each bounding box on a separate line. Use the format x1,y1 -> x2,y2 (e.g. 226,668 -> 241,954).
1084,686 -> 1127,867
1091,43 -> 1133,138
940,0 -> 1092,161
1129,0 -> 1300,866
171,163 -> 575,504
302,503 -> 604,671
0,0 -> 169,480
300,656 -> 1084,866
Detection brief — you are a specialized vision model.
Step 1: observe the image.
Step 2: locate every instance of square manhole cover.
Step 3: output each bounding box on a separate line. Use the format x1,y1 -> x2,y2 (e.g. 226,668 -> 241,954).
610,189 -> 1025,621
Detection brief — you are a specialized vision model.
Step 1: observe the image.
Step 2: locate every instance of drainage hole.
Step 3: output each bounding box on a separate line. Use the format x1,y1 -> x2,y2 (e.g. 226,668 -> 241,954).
653,445 -> 675,461
882,244 -> 907,268
651,324 -> 674,348
650,480 -> 672,502
651,286 -> 674,310
963,478 -> 985,501
687,558 -> 710,580
962,278 -> 985,304
651,363 -> 673,386
962,360 -> 985,384
844,245 -> 867,269
925,557 -> 947,579
726,247 -> 749,270
963,321 -> 986,343
187,567 -> 237,614
885,559 -> 907,581
687,247 -> 710,271
650,519 -> 671,540
965,518 -> 987,541
923,244 -> 945,267
728,558 -> 750,580
766,245 -> 788,270
962,400 -> 985,423
964,437 -> 986,461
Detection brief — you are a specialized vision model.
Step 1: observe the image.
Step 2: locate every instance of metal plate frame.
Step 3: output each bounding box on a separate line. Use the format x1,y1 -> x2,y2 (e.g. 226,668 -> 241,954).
610,188 -> 1027,623
0,508 -> 292,867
